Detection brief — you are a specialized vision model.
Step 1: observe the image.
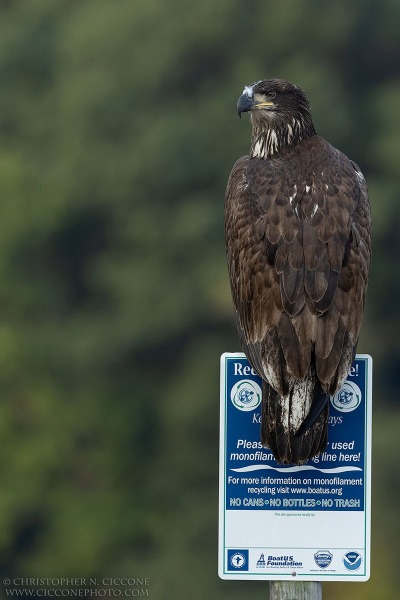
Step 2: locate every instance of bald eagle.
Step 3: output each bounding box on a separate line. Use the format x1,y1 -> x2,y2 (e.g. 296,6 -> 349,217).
225,79 -> 371,465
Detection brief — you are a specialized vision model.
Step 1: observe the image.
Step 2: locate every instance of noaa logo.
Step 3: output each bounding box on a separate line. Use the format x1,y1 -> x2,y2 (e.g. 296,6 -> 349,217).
230,380 -> 262,411
343,551 -> 362,571
314,550 -> 333,568
331,381 -> 362,412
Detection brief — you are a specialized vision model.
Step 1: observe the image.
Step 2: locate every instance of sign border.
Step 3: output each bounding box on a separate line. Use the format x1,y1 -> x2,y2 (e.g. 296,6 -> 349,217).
218,352 -> 372,581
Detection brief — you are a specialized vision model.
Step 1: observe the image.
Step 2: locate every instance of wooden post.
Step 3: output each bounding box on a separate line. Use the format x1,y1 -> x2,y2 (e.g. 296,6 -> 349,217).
269,581 -> 322,600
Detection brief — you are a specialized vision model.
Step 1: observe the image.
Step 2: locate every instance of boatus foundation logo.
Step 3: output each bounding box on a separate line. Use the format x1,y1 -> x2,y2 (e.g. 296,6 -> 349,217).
331,381 -> 362,412
230,379 -> 262,411
314,550 -> 333,568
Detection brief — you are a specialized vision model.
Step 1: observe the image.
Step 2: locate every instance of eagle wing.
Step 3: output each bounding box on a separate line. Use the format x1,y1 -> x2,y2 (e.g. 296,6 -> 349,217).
225,140 -> 371,398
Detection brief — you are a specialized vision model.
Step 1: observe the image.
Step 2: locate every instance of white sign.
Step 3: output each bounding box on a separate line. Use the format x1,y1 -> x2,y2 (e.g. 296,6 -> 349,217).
218,353 -> 372,581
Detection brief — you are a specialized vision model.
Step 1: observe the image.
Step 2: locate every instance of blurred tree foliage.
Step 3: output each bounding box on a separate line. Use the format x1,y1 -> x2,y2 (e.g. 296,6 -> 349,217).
0,0 -> 398,599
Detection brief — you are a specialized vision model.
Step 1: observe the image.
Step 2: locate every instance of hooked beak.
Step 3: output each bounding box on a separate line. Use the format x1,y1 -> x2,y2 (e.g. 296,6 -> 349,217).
237,93 -> 254,118
237,93 -> 274,118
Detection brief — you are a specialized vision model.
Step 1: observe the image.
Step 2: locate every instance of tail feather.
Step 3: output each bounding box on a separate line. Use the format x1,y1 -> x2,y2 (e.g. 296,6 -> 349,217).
295,379 -> 329,437
261,378 -> 329,465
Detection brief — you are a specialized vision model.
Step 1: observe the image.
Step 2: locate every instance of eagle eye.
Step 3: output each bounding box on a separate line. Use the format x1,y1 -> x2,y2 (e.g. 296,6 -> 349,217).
266,91 -> 277,99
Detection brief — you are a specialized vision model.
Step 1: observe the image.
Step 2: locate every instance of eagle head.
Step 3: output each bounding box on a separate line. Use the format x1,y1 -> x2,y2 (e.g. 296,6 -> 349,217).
237,79 -> 311,119
237,79 -> 316,156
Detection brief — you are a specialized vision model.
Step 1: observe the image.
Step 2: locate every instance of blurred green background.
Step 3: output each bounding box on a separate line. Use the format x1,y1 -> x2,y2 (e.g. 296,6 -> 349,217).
0,0 -> 398,598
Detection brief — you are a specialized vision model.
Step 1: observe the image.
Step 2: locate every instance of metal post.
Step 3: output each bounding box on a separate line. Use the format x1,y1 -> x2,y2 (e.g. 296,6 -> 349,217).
269,581 -> 322,600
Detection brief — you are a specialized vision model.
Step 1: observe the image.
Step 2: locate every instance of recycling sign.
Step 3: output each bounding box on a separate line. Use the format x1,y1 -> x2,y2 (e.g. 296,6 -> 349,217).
218,353 -> 372,581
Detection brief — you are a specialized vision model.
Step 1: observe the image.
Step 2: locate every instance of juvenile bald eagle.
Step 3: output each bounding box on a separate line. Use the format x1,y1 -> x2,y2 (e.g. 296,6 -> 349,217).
225,79 -> 371,465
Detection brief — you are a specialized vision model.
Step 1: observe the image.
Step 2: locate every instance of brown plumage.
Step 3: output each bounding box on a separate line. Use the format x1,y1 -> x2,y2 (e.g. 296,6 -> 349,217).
225,79 -> 371,465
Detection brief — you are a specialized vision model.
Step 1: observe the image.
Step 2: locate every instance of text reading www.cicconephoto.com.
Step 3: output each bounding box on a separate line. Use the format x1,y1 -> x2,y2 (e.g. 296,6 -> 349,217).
1,578 -> 150,598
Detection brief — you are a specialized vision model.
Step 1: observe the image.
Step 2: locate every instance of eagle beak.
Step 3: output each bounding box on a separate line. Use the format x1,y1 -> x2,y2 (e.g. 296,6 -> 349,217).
237,93 -> 274,118
237,93 -> 254,118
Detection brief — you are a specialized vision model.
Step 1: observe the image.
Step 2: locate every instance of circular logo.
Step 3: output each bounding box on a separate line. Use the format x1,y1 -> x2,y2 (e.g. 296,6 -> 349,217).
230,552 -> 246,569
330,381 -> 362,412
230,380 -> 262,411
343,551 -> 362,571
